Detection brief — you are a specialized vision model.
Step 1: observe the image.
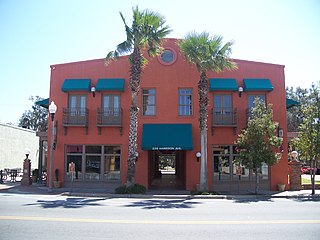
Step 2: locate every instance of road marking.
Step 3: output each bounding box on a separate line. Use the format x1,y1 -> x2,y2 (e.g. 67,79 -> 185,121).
1,216 -> 320,225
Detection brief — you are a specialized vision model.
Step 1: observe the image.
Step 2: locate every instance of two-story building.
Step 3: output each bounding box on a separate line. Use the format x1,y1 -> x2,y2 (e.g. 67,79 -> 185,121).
48,38 -> 288,192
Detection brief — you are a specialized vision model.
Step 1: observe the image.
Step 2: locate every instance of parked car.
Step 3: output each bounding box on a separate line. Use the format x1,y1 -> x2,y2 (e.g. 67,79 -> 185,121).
301,165 -> 319,174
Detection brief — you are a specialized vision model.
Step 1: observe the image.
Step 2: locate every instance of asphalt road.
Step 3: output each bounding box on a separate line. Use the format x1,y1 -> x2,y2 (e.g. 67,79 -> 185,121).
0,193 -> 319,240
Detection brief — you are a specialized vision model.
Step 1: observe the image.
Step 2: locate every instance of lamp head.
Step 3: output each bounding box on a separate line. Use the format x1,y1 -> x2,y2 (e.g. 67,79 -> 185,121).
25,148 -> 31,159
49,101 -> 57,114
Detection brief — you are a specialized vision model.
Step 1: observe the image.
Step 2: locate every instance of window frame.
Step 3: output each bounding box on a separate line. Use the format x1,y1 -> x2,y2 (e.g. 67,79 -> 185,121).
178,88 -> 193,116
65,145 -> 122,182
142,88 -> 156,116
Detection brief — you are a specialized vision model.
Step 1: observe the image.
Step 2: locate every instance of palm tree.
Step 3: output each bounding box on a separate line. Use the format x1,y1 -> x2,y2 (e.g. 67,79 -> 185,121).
178,32 -> 237,191
106,6 -> 171,186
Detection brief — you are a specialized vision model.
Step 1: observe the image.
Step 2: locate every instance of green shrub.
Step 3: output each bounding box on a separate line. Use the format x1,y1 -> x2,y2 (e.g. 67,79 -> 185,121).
115,184 -> 146,194
190,191 -> 219,195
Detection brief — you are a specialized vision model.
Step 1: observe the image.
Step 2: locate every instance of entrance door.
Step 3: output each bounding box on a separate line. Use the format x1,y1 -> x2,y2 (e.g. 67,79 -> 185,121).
148,150 -> 186,189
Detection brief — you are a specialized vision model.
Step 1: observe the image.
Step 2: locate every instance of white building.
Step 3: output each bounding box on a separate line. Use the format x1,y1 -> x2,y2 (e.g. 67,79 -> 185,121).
0,123 -> 39,171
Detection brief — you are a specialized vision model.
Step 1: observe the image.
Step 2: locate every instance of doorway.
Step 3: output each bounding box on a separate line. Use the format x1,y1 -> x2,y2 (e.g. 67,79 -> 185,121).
148,150 -> 186,190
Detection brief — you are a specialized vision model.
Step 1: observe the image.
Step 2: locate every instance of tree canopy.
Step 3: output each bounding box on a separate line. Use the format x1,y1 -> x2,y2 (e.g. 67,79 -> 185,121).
286,81 -> 320,132
295,82 -> 320,194
235,98 -> 283,193
18,96 -> 48,132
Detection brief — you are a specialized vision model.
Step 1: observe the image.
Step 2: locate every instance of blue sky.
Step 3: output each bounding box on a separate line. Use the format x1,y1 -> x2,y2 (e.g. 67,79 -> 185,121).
0,0 -> 319,124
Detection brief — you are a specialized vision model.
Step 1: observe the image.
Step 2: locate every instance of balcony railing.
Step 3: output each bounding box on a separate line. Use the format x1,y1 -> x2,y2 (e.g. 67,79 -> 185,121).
62,107 -> 89,126
211,107 -> 238,135
97,107 -> 122,127
212,107 -> 238,126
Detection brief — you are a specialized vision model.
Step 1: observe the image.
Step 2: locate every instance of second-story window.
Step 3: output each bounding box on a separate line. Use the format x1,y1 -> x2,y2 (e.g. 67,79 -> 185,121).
103,95 -> 120,116
179,89 -> 193,116
213,94 -> 232,124
142,89 -> 156,116
69,95 -> 87,116
248,94 -> 265,109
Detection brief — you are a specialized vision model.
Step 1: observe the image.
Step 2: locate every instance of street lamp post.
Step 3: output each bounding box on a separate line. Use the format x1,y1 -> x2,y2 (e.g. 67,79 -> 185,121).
21,148 -> 32,185
48,101 -> 57,192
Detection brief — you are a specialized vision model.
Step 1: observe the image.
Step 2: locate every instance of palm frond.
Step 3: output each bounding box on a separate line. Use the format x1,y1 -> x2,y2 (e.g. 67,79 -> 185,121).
178,31 -> 237,73
116,40 -> 133,55
105,50 -> 120,65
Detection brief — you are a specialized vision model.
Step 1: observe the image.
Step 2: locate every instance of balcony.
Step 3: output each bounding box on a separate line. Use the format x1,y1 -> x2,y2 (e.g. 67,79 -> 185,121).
211,107 -> 238,135
62,107 -> 89,134
97,108 -> 123,135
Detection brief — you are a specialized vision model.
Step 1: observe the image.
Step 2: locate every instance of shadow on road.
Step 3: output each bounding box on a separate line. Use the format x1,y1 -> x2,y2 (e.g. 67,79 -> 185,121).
24,197 -> 107,209
292,197 -> 320,202
124,199 -> 201,209
230,196 -> 274,203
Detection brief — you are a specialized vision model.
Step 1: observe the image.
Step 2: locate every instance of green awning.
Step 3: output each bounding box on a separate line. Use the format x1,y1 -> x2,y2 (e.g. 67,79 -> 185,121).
62,79 -> 91,92
142,124 -> 193,150
210,78 -> 238,91
243,79 -> 273,92
35,98 -> 49,109
96,78 -> 125,91
286,98 -> 300,109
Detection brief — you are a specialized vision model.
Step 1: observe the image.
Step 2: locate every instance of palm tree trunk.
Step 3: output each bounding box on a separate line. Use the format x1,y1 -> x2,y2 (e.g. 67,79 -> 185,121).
198,71 -> 209,192
126,48 -> 142,186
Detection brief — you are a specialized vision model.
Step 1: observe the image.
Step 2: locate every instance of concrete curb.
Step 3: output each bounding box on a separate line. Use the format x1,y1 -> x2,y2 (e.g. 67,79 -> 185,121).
2,183 -> 320,200
60,191 -> 320,200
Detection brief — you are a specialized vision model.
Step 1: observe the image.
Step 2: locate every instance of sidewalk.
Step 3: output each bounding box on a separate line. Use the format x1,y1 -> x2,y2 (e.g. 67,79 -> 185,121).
1,180 -> 320,199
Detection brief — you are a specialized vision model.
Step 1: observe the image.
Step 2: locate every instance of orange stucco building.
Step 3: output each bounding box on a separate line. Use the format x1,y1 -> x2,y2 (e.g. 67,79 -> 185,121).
48,38 -> 288,192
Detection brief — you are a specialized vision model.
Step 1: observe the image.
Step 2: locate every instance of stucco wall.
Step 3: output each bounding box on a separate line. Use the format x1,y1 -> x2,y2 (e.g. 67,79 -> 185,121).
0,124 -> 39,170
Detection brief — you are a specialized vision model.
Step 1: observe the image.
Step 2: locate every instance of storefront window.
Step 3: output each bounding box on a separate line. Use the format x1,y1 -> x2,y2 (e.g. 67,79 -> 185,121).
66,155 -> 82,180
85,145 -> 102,154
65,145 -> 121,182
66,145 -> 82,153
104,155 -> 121,180
85,156 -> 101,180
104,146 -> 121,154
213,155 -> 231,180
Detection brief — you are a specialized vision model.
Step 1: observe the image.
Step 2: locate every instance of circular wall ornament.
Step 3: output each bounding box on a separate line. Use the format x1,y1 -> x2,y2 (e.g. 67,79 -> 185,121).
158,48 -> 176,65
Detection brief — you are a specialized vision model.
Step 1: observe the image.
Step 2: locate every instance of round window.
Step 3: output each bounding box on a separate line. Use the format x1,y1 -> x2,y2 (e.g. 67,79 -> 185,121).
159,49 -> 176,65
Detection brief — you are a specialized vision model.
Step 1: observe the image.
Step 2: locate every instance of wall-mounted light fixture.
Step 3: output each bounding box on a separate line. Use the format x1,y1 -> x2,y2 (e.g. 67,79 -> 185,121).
91,86 -> 96,97
278,128 -> 284,137
238,86 -> 244,97
196,152 -> 201,162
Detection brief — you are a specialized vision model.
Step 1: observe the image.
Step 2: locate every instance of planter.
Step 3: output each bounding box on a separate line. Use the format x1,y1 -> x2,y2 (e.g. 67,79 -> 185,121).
53,181 -> 61,188
277,183 -> 285,191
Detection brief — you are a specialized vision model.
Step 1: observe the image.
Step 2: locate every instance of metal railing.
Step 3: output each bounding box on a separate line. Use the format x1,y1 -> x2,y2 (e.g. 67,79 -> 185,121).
62,107 -> 88,126
212,107 -> 237,126
97,107 -> 122,126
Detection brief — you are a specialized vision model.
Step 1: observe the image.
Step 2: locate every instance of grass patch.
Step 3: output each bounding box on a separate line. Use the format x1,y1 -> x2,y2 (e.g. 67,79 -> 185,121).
301,177 -> 320,185
115,184 -> 146,194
